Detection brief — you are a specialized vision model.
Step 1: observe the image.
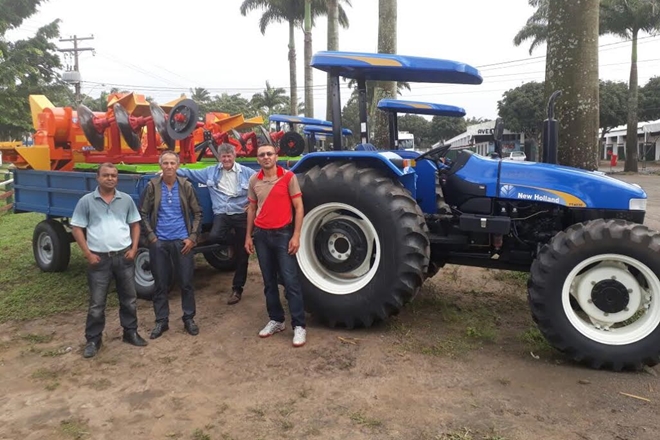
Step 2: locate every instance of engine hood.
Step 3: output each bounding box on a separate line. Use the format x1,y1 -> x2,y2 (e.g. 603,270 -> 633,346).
498,161 -> 647,210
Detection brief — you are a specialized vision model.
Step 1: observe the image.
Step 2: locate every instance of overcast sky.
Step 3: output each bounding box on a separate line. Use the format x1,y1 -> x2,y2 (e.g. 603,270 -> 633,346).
8,0 -> 660,120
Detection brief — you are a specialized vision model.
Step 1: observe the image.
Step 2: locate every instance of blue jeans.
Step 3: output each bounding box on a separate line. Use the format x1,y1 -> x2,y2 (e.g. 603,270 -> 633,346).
85,251 -> 138,343
149,239 -> 195,323
253,227 -> 306,328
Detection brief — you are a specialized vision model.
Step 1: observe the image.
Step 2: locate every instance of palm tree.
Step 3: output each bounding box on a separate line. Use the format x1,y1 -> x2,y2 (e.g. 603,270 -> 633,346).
251,81 -> 288,115
371,0 -> 397,148
190,87 -> 211,104
515,0 -> 660,171
513,0 -> 549,55
601,0 -> 660,172
546,0 -> 600,170
240,0 -> 350,116
326,0 -> 340,120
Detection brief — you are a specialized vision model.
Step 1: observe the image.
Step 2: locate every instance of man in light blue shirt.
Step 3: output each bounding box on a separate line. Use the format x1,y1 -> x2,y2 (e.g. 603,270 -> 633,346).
71,162 -> 148,358
177,143 -> 255,305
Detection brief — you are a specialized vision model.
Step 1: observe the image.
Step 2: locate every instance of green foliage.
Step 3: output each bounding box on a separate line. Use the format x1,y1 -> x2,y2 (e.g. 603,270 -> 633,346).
251,81 -> 287,115
429,115 -> 467,143
640,76 -> 660,121
398,114 -> 432,147
0,1 -> 67,140
497,81 -> 546,140
599,80 -> 628,133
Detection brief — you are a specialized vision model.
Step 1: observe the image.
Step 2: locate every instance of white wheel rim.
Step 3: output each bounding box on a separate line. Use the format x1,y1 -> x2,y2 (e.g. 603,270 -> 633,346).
37,232 -> 53,264
562,253 -> 660,345
297,202 -> 380,295
134,249 -> 153,287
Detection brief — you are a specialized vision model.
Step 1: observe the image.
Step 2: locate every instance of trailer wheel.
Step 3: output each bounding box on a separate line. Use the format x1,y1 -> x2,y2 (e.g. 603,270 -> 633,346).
203,245 -> 238,271
528,219 -> 660,370
296,162 -> 430,328
134,248 -> 155,300
33,220 -> 71,272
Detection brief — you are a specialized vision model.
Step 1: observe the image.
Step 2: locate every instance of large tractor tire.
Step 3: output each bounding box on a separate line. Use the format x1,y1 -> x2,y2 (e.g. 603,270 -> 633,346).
32,220 -> 71,272
203,244 -> 238,271
528,219 -> 660,370
296,162 -> 430,328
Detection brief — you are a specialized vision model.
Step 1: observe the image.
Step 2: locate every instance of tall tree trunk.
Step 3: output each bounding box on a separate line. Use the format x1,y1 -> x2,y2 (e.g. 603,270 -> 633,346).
624,29 -> 639,172
288,20 -> 298,116
371,0 -> 397,149
326,0 -> 339,121
545,0 -> 599,170
304,0 -> 313,118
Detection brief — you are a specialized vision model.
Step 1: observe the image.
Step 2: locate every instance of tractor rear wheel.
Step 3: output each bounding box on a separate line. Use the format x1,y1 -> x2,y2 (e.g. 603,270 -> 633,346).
528,219 -> 660,370
296,162 -> 430,328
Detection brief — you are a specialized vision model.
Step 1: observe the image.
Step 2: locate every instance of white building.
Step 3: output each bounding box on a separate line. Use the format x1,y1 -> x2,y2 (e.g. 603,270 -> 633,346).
444,120 -> 524,156
601,119 -> 660,161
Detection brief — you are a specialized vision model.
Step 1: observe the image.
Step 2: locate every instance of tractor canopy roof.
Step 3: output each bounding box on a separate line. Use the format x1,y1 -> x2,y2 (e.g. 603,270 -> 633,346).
269,114 -> 332,126
377,99 -> 466,117
311,51 -> 483,85
304,125 -> 353,136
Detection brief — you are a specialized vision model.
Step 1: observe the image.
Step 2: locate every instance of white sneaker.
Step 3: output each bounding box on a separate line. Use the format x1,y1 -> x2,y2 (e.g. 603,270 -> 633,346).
259,320 -> 285,338
292,326 -> 307,347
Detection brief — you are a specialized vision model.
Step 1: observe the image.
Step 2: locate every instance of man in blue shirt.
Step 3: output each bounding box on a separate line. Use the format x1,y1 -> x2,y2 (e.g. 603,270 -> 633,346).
139,151 -> 203,339
71,162 -> 148,358
177,143 -> 255,305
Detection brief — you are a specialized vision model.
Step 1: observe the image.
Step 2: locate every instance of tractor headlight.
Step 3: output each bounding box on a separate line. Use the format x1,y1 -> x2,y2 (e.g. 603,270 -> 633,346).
629,198 -> 647,211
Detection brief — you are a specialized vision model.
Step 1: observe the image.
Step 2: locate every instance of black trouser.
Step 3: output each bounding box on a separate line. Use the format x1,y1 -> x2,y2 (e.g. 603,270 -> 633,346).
85,250 -> 138,343
149,239 -> 195,323
209,213 -> 249,291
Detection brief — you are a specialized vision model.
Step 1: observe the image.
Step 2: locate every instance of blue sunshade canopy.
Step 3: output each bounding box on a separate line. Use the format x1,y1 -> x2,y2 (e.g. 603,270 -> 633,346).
269,114 -> 332,126
304,125 -> 353,136
377,99 -> 466,117
311,51 -> 483,84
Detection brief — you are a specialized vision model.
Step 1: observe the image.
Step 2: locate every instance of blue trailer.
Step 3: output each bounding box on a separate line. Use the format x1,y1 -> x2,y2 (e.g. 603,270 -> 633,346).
12,164 -> 259,299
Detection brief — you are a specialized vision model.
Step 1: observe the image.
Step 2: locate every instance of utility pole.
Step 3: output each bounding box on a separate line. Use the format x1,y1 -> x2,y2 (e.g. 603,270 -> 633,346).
58,35 -> 95,104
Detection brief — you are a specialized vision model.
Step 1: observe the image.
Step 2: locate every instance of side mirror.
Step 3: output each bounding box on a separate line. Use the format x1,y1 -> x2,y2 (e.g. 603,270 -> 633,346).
494,118 -> 504,142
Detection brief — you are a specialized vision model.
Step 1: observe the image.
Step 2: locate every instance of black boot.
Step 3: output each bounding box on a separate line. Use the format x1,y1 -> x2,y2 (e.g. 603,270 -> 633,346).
150,322 -> 169,339
83,340 -> 102,358
122,330 -> 148,347
184,319 -> 199,336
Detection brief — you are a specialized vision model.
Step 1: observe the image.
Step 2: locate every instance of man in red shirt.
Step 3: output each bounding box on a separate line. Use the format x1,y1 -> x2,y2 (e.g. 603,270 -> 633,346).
245,144 -> 307,347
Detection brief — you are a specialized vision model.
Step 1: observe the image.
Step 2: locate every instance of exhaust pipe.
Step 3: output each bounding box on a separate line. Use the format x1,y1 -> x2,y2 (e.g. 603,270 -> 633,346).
542,90 -> 562,164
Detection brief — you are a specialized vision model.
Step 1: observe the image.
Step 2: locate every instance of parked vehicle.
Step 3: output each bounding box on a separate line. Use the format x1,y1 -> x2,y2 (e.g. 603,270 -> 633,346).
504,151 -> 527,161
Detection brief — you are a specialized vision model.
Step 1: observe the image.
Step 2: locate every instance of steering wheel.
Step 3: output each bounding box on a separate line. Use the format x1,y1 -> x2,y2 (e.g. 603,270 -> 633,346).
415,144 -> 452,168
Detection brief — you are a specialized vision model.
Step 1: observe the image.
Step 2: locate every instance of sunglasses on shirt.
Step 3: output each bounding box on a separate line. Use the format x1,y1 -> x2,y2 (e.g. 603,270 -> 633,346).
257,152 -> 275,158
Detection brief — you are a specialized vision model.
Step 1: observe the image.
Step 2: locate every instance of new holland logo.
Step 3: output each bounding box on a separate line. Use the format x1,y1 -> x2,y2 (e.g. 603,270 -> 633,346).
500,184 -> 516,198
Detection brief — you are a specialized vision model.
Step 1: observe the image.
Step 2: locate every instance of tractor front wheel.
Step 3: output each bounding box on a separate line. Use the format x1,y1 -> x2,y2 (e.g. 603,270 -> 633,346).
296,162 -> 430,328
528,219 -> 660,370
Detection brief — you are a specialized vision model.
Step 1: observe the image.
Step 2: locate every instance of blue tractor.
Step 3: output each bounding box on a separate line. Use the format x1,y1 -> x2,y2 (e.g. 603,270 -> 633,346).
283,51 -> 659,371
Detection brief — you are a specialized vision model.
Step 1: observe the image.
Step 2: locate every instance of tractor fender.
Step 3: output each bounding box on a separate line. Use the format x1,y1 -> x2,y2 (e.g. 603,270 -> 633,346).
290,151 -> 417,196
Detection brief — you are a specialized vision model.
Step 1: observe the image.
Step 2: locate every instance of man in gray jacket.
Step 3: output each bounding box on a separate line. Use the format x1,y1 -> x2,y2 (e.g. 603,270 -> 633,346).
139,151 -> 203,339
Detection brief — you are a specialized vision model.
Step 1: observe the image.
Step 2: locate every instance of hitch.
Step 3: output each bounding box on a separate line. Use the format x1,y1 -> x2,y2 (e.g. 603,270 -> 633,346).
542,90 -> 562,164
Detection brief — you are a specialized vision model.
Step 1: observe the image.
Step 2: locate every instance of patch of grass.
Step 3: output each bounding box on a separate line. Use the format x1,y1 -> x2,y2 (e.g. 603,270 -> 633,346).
45,381 -> 60,391
247,405 -> 266,419
520,327 -> 554,353
31,367 -> 60,381
491,270 -> 528,286
42,346 -> 72,357
278,419 -> 294,431
298,385 -> 311,399
20,333 -> 54,344
349,411 -> 383,428
87,378 -> 112,391
59,418 -> 89,439
0,213 -> 119,323
191,428 -> 211,440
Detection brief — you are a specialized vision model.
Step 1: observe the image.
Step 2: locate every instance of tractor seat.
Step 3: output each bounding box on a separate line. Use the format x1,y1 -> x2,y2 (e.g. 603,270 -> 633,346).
355,143 -> 377,151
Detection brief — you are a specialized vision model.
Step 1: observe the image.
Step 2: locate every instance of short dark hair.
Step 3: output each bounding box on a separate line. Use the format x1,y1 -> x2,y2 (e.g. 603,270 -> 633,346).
257,144 -> 277,154
97,162 -> 118,176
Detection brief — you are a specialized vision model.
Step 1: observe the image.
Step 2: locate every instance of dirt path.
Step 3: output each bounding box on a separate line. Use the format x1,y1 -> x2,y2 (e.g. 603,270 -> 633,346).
2,174 -> 660,440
